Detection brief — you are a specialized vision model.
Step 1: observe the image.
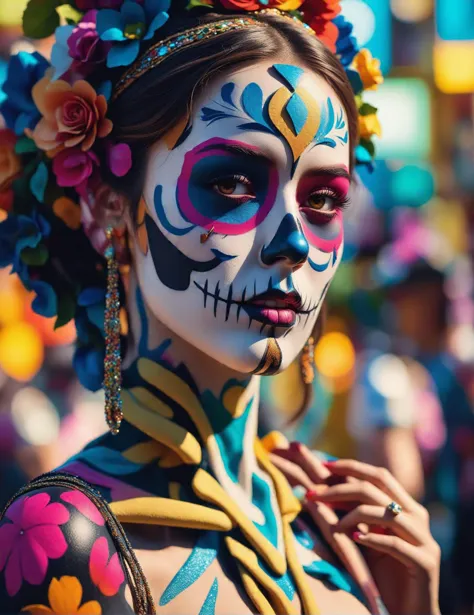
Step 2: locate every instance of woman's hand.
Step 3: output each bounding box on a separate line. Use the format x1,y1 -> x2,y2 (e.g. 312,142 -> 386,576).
271,444 -> 441,615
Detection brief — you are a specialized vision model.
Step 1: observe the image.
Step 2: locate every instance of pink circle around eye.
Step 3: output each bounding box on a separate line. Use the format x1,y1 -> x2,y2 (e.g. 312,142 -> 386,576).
176,137 -> 278,235
302,208 -> 344,253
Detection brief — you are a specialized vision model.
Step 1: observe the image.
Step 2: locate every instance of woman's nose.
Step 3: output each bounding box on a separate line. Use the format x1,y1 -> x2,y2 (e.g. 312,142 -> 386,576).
260,213 -> 309,267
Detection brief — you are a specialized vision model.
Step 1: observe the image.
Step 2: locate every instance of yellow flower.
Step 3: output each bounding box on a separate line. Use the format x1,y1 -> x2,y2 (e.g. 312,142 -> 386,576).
52,196 -> 82,230
353,49 -> 384,91
22,576 -> 102,615
359,113 -> 382,139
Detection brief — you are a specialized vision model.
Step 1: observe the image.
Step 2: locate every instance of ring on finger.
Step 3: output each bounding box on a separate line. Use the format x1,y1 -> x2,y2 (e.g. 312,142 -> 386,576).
386,501 -> 403,516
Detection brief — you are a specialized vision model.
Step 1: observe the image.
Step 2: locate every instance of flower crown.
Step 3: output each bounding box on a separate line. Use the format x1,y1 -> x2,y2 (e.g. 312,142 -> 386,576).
0,0 -> 383,391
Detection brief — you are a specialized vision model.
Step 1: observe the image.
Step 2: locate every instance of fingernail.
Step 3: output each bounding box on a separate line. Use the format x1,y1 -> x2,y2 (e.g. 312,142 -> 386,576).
352,531 -> 363,540
306,489 -> 318,500
322,461 -> 336,467
289,441 -> 303,453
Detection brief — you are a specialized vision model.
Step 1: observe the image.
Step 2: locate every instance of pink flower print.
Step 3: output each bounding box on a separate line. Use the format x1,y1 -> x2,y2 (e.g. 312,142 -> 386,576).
60,491 -> 105,526
89,536 -> 125,596
0,492 -> 69,597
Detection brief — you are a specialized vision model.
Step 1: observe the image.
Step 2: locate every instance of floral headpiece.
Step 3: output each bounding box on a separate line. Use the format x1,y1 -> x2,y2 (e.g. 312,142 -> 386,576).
0,0 -> 383,391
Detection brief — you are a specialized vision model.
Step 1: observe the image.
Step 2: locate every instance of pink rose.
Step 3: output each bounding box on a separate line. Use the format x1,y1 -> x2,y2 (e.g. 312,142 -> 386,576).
52,148 -> 99,188
68,11 -> 110,72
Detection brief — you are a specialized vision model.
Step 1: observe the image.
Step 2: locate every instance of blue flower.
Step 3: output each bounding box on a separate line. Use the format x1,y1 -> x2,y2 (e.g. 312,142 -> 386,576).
0,213 -> 50,274
73,345 -> 104,391
334,15 -> 358,68
0,52 -> 49,136
97,0 -> 170,68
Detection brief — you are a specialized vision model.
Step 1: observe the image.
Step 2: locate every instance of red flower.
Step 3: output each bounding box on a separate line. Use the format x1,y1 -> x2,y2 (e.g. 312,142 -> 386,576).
303,0 -> 341,21
0,129 -> 21,212
310,18 -> 339,52
219,0 -> 260,10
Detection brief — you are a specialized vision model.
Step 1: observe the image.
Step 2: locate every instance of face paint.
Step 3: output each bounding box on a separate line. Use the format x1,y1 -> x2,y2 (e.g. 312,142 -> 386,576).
176,138 -> 279,235
201,63 -> 348,169
132,61 -> 350,376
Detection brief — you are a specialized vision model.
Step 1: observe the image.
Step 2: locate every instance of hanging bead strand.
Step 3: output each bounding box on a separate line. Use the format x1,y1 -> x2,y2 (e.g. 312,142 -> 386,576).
104,227 -> 123,435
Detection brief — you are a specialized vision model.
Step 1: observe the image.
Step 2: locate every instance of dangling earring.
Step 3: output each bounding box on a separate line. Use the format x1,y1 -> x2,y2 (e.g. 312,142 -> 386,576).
103,227 -> 123,435
300,336 -> 315,385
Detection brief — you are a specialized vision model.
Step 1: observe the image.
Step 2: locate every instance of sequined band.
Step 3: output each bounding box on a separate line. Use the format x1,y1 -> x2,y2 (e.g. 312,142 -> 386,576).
112,17 -> 264,101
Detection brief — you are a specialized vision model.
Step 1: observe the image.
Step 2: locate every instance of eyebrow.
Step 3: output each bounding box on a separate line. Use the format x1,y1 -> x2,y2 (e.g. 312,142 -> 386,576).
304,167 -> 351,182
197,142 -> 271,163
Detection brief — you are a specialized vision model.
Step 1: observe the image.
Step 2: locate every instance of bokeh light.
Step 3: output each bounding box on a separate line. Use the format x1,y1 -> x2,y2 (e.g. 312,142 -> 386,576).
0,322 -> 44,381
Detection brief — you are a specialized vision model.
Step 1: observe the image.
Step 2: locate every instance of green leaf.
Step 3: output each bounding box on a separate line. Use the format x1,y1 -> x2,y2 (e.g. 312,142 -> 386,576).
57,4 -> 83,24
15,137 -> 38,155
55,290 -> 77,329
359,102 -> 378,116
23,0 -> 61,39
21,244 -> 49,266
359,138 -> 375,157
186,0 -> 213,9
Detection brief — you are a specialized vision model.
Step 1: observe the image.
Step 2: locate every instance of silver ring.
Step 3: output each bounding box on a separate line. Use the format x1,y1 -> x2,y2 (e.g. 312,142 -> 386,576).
387,501 -> 403,516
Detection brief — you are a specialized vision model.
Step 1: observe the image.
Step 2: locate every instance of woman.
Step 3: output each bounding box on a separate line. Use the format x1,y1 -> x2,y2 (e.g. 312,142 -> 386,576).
0,0 -> 440,613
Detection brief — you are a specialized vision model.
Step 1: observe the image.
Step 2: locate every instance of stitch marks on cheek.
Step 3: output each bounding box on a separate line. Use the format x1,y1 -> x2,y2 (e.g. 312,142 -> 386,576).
252,338 -> 282,376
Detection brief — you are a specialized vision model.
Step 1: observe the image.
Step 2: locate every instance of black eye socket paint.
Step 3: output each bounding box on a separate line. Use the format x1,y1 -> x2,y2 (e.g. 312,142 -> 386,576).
144,213 -> 234,291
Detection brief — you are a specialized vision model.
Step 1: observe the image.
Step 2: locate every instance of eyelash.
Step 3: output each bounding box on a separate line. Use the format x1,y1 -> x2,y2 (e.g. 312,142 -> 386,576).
208,175 -> 349,220
308,188 -> 350,209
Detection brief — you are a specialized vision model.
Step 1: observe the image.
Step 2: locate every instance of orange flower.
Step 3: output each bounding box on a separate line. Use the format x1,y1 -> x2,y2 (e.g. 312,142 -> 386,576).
353,49 -> 384,91
22,575 -> 101,615
0,129 -> 21,212
359,113 -> 382,139
31,72 -> 112,157
53,196 -> 82,230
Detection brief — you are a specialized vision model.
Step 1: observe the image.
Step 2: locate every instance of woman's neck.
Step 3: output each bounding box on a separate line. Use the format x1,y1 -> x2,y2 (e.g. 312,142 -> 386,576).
123,273 -> 263,505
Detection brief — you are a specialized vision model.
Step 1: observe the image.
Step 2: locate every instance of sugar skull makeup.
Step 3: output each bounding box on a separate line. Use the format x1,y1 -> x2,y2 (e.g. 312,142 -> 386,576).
132,61 -> 350,375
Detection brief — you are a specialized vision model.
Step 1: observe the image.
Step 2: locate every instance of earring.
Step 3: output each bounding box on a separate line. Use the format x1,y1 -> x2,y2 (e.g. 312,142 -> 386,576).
301,336 -> 315,385
103,227 -> 123,435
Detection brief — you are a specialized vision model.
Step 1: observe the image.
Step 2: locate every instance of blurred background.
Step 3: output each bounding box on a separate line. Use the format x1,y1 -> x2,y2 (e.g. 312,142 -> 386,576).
0,0 -> 473,613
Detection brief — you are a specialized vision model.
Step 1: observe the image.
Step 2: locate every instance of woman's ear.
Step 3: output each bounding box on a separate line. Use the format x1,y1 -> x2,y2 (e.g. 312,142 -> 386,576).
93,185 -> 130,231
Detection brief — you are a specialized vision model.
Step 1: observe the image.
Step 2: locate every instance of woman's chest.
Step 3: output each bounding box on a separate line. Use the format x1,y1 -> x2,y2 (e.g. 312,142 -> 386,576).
125,527 -> 370,614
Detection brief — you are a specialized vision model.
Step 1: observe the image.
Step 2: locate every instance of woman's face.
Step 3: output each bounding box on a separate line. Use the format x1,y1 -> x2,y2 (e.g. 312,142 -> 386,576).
131,60 -> 351,375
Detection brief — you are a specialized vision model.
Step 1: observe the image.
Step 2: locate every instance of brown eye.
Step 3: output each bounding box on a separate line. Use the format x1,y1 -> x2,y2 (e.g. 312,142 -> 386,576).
212,174 -> 254,198
216,179 -> 238,195
306,193 -> 337,212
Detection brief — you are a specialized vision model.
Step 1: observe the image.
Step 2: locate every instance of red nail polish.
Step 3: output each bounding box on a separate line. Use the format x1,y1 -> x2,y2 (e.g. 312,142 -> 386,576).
322,461 -> 336,467
352,531 -> 362,540
290,441 -> 303,453
306,489 -> 317,500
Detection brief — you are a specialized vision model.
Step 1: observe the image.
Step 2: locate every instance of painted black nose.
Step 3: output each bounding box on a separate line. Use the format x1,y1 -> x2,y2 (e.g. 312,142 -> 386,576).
261,214 -> 309,266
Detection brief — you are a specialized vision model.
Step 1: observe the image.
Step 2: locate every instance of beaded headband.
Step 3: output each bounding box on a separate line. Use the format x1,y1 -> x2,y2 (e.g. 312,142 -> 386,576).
113,16 -> 264,101
112,9 -> 315,101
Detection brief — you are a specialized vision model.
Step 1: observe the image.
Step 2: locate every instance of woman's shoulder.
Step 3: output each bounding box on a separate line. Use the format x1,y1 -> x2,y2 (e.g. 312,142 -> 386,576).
0,484 -> 133,614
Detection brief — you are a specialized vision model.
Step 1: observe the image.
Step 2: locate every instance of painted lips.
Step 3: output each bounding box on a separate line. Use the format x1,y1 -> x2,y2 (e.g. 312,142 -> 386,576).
243,290 -> 302,327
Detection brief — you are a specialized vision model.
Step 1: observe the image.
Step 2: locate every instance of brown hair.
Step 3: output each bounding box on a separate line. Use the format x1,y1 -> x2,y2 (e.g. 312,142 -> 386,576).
106,10 -> 358,211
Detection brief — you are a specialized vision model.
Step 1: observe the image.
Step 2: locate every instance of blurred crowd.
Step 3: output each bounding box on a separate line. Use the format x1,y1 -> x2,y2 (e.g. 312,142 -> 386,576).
0,0 -> 473,614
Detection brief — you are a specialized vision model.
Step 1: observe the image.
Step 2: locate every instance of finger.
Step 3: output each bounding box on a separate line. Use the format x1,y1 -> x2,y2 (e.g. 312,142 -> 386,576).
307,481 -> 392,508
353,531 -> 432,571
269,453 -> 315,491
305,501 -> 385,615
324,460 -> 415,511
274,442 -> 330,484
337,505 -> 425,545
